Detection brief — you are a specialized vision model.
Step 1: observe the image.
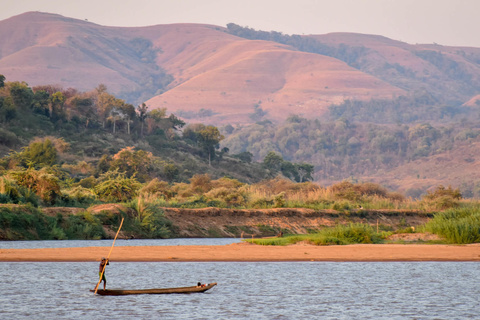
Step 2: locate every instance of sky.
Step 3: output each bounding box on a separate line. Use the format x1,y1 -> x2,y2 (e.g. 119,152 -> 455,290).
2,0 -> 480,47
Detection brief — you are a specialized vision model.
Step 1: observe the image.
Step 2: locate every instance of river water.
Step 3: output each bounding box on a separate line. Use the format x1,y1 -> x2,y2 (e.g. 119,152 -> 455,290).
0,238 -> 241,249
1,240 -> 479,319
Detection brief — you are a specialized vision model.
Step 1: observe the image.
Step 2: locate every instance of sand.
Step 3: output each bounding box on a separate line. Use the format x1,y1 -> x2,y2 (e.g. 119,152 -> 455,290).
1,243 -> 480,262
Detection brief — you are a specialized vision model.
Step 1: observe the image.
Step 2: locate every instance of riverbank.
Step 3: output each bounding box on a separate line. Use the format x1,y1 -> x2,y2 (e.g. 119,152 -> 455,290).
1,243 -> 480,262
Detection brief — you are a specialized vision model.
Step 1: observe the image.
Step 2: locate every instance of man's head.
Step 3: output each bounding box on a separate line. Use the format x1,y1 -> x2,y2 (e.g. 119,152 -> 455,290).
101,257 -> 106,261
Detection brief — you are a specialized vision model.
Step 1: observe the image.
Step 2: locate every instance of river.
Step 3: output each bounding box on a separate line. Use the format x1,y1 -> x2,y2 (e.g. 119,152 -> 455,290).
1,240 -> 479,319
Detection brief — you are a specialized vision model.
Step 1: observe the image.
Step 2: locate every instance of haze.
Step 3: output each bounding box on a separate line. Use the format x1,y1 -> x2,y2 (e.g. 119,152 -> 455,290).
2,0 -> 480,47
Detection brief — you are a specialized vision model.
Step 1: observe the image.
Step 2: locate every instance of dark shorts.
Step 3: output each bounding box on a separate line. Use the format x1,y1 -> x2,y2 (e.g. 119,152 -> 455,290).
99,272 -> 106,281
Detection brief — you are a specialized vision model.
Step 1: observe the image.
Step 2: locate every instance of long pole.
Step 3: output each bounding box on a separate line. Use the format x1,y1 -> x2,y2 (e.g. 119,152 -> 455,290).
94,217 -> 124,294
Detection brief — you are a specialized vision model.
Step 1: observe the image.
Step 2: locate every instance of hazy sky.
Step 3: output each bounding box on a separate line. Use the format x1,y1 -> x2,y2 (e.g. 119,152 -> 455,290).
3,0 -> 479,47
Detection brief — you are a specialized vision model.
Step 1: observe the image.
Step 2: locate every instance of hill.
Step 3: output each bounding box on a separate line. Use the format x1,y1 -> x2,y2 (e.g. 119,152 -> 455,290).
0,12 -> 411,125
3,12 -> 480,126
3,12 -> 480,194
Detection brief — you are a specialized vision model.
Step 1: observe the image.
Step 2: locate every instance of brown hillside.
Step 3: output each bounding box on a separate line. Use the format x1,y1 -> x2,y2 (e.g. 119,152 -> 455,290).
3,12 -> 480,126
146,41 -> 404,125
1,12 -> 403,125
312,32 -> 480,101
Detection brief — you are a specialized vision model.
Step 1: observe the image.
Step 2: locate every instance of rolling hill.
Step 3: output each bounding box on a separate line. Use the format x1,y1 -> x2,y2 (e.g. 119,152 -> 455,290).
3,11 -> 480,195
0,11 -> 415,125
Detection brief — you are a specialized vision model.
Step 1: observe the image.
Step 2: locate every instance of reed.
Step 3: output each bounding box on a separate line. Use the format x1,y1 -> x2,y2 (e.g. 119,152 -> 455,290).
424,207 -> 480,244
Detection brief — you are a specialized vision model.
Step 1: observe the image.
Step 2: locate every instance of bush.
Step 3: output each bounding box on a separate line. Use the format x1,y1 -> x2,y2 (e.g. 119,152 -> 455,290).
63,212 -> 105,240
94,171 -> 141,202
9,167 -> 61,205
421,185 -> 462,210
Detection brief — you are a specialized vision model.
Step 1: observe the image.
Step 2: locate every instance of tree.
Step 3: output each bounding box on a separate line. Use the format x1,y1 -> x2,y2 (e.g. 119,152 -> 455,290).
137,103 -> 148,137
263,151 -> 283,173
197,125 -> 224,166
110,147 -> 153,182
69,95 -> 95,128
9,82 -> 34,109
0,74 -> 5,88
95,90 -> 117,128
163,162 -> 180,182
49,91 -> 66,121
0,96 -> 16,122
280,161 -> 299,181
146,108 -> 167,135
121,103 -> 136,135
183,123 -> 205,144
224,124 -> 234,134
167,114 -> 186,131
107,106 -> 124,134
233,151 -> 253,163
296,163 -> 314,182
32,90 -> 50,116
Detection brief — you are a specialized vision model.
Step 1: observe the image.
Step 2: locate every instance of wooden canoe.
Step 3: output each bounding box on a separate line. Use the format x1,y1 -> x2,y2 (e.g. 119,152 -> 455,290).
91,282 -> 217,296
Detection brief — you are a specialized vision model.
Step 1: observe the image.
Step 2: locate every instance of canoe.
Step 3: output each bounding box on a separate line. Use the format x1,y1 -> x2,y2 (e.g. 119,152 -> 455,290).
91,282 -> 217,296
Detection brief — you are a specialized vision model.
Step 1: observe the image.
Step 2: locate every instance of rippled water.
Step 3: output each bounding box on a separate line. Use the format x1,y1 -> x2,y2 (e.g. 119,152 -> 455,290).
0,238 -> 240,249
1,261 -> 479,319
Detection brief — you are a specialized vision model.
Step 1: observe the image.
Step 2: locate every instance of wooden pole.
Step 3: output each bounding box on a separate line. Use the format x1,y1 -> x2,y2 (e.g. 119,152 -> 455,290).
94,217 -> 124,294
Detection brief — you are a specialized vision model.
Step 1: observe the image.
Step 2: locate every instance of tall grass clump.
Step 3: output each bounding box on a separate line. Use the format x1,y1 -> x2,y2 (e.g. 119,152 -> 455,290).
310,223 -> 383,245
424,208 -> 480,244
249,223 -> 383,246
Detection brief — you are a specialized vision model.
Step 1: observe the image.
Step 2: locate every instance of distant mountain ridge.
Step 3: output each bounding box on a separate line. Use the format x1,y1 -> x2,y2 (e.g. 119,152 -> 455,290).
4,12 -> 480,126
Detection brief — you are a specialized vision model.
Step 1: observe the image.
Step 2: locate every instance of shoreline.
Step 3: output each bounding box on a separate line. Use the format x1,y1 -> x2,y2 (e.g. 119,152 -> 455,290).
1,243 -> 480,262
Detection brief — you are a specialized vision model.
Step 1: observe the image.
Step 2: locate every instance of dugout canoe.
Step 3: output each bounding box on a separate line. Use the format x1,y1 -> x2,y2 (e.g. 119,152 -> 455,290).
91,282 -> 217,295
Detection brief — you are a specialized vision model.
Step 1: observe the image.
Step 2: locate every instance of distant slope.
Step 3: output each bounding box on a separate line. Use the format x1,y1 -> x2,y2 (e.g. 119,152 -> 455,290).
311,32 -> 480,103
0,12 -> 403,125
0,12 -> 172,102
146,39 -> 404,125
3,12 -> 480,127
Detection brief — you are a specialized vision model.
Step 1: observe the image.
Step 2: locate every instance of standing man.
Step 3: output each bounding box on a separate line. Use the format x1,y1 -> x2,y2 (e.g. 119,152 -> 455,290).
96,257 -> 109,291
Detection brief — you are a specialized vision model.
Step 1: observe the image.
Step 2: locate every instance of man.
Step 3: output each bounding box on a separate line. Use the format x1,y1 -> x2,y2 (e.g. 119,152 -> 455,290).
97,257 -> 109,290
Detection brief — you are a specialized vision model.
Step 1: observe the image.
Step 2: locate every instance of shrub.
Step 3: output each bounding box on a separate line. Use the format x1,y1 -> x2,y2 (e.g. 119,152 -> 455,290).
424,208 -> 480,244
8,168 -> 61,205
274,192 -> 286,208
61,186 -> 97,206
63,212 -> 105,240
421,185 -> 462,210
139,178 -> 172,199
94,171 -> 141,202
190,174 -> 212,193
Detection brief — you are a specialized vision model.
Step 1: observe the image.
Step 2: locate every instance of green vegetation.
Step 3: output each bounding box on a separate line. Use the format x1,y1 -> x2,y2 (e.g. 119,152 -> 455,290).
249,203 -> 480,246
249,223 -> 383,246
1,76 -> 480,244
0,201 -> 173,240
222,115 -> 480,198
424,208 -> 480,244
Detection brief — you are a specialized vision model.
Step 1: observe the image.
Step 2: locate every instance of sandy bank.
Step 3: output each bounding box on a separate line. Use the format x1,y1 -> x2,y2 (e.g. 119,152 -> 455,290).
1,243 -> 480,262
